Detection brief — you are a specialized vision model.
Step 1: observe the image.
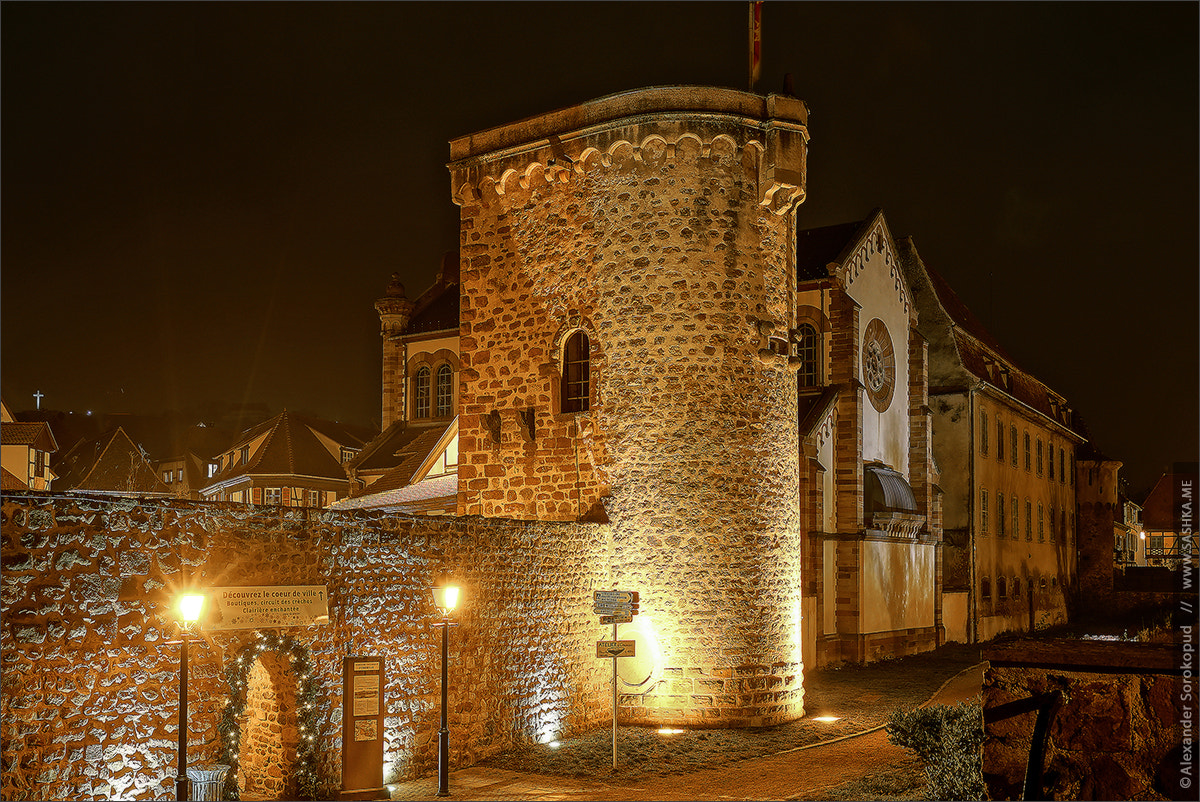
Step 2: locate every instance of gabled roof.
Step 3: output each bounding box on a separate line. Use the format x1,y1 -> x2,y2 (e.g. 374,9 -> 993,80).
796,219 -> 868,281
205,410 -> 370,488
1141,467 -> 1198,530
899,238 -> 1080,436
1,420 -> 58,452
54,427 -> 171,495
349,419 -> 453,480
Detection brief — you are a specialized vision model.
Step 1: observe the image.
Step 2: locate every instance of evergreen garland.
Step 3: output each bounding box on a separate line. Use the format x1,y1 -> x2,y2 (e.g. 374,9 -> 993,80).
216,630 -> 321,800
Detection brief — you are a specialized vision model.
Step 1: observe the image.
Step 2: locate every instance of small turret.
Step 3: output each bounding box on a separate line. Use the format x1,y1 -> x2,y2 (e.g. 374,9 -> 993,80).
375,273 -> 415,337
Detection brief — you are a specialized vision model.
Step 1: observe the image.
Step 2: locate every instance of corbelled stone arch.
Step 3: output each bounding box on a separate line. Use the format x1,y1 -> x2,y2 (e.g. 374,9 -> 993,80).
635,134 -> 669,167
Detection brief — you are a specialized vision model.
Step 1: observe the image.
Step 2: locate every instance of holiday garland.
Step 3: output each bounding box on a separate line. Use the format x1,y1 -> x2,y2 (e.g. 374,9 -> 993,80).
216,630 -> 321,800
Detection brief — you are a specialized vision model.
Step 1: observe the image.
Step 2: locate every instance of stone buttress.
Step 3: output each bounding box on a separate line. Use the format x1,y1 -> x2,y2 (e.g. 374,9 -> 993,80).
449,86 -> 810,726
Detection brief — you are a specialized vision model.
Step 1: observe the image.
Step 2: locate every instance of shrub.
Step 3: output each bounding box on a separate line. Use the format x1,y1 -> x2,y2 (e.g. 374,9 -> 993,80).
885,701 -> 984,801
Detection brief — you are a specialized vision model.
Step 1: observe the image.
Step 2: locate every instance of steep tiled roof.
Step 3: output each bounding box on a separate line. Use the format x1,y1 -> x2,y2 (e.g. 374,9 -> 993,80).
796,220 -> 866,281
1,421 -> 58,452
408,282 -> 459,334
350,419 -> 452,482
205,411 -> 372,488
55,428 -> 171,495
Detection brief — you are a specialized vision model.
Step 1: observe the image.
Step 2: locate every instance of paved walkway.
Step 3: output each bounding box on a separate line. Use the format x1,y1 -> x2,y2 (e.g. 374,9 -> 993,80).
387,662 -> 985,801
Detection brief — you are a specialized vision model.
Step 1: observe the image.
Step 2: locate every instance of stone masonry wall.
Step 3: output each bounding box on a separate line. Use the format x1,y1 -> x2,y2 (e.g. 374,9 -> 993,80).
1,493 -> 611,801
450,88 -> 810,726
983,638 -> 1187,800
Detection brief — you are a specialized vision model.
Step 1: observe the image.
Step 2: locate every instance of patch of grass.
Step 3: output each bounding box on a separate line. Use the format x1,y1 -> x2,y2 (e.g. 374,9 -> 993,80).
805,756 -> 926,801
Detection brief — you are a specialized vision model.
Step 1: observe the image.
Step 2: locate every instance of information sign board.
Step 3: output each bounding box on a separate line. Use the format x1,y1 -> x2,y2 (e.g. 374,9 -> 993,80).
206,585 -> 329,631
596,640 -> 636,658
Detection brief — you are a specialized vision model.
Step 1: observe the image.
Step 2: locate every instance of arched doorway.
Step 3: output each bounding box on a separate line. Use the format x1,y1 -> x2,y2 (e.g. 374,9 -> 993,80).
219,632 -> 321,800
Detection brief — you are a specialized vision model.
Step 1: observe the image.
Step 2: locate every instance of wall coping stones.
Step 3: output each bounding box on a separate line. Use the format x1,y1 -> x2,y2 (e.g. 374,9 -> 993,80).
984,637 -> 1181,674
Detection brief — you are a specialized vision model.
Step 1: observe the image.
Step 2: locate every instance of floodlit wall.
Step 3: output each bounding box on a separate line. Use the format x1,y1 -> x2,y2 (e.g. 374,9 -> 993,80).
450,87 -> 810,726
0,493 -> 611,801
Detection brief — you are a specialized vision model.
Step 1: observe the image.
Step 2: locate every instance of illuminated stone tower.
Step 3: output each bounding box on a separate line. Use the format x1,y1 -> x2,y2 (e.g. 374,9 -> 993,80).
450,87 -> 810,726
376,273 -> 414,429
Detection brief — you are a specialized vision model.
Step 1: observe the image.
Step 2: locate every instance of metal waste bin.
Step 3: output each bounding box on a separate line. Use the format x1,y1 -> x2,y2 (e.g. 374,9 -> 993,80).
186,764 -> 231,801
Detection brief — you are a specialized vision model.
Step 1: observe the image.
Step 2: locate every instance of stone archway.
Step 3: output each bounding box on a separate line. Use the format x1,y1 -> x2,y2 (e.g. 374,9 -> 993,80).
237,651 -> 300,800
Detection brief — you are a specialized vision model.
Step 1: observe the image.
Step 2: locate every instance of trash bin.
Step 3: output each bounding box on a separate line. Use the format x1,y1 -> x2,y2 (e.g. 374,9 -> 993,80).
186,764 -> 231,801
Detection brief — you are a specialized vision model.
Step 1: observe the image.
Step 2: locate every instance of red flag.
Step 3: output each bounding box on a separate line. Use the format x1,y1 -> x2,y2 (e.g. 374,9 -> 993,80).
750,1 -> 763,92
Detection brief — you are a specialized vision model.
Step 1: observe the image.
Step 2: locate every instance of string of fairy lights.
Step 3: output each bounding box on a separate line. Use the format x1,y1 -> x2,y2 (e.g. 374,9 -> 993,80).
216,630 -> 321,800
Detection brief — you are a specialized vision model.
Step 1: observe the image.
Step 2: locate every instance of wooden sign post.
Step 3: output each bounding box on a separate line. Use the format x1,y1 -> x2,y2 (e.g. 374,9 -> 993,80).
594,590 -> 640,770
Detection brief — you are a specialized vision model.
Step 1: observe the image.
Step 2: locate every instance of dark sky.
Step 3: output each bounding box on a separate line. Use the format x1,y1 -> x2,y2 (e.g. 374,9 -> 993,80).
3,2 -> 1196,493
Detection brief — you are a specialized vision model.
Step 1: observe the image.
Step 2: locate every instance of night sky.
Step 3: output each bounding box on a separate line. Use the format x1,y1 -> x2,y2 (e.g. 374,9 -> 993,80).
2,2 -> 1196,493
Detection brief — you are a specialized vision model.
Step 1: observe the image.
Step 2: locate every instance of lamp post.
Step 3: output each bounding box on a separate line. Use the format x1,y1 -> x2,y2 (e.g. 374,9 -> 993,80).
175,593 -> 205,801
431,578 -> 460,798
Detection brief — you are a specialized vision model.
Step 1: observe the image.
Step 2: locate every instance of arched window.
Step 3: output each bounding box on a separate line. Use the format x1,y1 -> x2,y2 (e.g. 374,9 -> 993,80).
414,366 -> 431,419
796,323 -> 821,388
435,364 -> 453,417
997,576 -> 1008,600
980,577 -> 991,601
561,331 -> 590,413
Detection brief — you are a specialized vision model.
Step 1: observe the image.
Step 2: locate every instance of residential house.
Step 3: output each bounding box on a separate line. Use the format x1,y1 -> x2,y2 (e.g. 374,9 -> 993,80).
53,427 -> 171,497
1,399 -> 58,491
200,411 -> 372,507
900,238 -> 1084,641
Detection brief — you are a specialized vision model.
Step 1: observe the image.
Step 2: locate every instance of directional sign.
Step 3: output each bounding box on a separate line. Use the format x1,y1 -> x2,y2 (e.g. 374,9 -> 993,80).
595,590 -> 639,606
596,640 -> 636,659
599,613 -> 633,625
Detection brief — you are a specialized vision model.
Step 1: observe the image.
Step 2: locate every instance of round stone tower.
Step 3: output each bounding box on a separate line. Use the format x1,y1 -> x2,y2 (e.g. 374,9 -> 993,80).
450,86 -> 809,726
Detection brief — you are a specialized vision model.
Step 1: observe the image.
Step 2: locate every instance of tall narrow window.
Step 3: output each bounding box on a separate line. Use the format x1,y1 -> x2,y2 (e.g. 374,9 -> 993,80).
1048,443 -> 1055,480
796,324 -> 821,388
1025,500 -> 1033,541
997,419 -> 1005,462
1049,504 -> 1056,542
1036,438 -> 1044,476
997,493 -> 1006,537
561,331 -> 590,413
1024,432 -> 1031,471
1010,426 -> 1018,467
435,364 -> 453,416
414,366 -> 431,418
980,411 -> 989,455
1012,498 -> 1019,541
1059,448 -> 1066,484
981,489 -> 989,534
1037,502 -> 1044,541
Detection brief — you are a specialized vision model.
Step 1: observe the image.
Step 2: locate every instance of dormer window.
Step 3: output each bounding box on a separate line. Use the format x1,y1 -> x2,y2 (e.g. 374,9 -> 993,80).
239,446 -> 249,465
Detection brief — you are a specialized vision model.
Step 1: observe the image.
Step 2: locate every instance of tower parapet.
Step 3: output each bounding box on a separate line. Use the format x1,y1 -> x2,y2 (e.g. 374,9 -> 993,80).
449,86 -> 809,726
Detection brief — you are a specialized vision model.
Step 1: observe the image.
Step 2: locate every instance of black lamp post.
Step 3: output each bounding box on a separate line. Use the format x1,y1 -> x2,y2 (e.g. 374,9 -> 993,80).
431,579 -> 460,798
175,593 -> 204,801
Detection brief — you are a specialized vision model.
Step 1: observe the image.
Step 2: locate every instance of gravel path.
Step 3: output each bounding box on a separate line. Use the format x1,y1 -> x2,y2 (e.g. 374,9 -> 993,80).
477,643 -> 982,782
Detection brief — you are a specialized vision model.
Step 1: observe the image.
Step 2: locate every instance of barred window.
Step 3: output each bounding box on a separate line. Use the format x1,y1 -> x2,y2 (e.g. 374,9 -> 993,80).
414,366 -> 431,418
796,324 -> 822,388
436,364 -> 454,417
561,330 -> 590,413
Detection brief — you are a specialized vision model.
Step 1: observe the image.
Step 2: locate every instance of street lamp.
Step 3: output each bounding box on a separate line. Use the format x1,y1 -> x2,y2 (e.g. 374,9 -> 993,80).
175,593 -> 205,801
431,578 -> 460,798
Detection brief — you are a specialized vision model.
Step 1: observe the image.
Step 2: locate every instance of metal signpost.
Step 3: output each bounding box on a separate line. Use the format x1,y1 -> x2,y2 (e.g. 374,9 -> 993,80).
594,590 -> 639,770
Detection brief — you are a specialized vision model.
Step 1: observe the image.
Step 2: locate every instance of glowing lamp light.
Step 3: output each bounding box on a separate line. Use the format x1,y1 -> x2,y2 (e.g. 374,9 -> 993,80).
548,741 -> 561,749
1140,531 -> 1146,540
657,728 -> 685,736
813,715 -> 840,723
431,582 -> 459,614
178,594 -> 205,623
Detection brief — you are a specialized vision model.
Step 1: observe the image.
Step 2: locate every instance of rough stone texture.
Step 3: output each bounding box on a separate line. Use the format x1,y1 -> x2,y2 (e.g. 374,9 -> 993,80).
1,493 -> 611,801
449,87 -> 809,726
983,638 -> 1187,801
